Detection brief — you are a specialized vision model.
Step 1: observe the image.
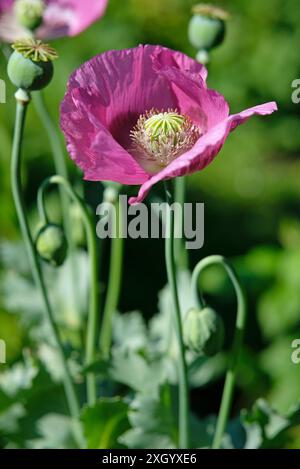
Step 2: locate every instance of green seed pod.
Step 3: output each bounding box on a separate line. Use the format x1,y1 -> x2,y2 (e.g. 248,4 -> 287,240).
35,223 -> 68,267
184,307 -> 225,357
188,4 -> 229,51
7,39 -> 58,91
14,0 -> 45,31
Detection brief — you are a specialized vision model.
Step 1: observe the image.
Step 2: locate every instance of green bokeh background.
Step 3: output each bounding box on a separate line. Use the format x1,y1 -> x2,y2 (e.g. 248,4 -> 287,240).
1,0 -> 300,446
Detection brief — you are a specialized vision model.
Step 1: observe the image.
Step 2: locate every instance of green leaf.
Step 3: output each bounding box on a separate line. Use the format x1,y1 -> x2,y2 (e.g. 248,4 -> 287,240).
0,356 -> 38,397
0,403 -> 26,436
112,311 -> 148,352
81,398 -> 130,449
27,414 -> 76,449
120,385 -> 177,449
110,349 -> 167,393
120,385 -> 217,449
241,399 -> 300,449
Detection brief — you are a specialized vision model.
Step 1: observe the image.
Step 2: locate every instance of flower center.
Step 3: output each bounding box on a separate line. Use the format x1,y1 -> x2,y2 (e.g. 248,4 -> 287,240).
14,0 -> 45,31
130,109 -> 200,174
12,38 -> 58,62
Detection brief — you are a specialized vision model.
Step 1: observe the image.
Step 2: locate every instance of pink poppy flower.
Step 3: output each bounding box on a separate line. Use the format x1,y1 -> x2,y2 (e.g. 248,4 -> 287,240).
60,45 -> 277,205
0,0 -> 108,42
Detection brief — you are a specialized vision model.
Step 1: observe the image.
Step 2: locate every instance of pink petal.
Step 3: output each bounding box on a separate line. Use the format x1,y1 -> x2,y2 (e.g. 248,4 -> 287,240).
38,0 -> 108,39
129,102 -> 278,204
61,87 -> 148,185
60,45 -> 208,184
0,0 -> 12,14
155,60 -> 229,130
0,0 -> 108,41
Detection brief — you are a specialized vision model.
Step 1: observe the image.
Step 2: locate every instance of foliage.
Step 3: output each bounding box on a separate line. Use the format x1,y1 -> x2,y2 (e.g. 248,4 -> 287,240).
1,0 -> 300,450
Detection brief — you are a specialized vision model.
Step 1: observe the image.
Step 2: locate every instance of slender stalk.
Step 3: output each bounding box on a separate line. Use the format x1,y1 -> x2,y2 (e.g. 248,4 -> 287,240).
99,198 -> 123,359
174,176 -> 188,270
191,255 -> 247,449
33,91 -> 68,181
38,175 -> 99,406
11,90 -> 84,448
32,91 -> 81,316
164,180 -> 190,449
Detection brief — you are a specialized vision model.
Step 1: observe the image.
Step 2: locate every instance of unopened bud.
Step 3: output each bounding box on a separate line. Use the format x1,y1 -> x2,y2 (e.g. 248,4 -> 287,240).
35,223 -> 68,267
14,0 -> 45,31
184,307 -> 224,357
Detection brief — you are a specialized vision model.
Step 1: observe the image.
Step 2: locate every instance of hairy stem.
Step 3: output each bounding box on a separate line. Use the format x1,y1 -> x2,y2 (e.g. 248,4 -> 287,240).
164,180 -> 190,449
11,90 -> 84,448
38,175 -> 99,406
99,198 -> 124,359
32,91 -> 81,316
174,176 -> 188,270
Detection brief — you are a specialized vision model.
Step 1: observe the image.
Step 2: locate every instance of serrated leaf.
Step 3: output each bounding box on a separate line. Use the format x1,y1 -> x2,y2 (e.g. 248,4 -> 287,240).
120,385 -> 177,449
0,358 -> 38,397
27,414 -> 76,449
113,311 -> 148,352
110,349 -> 167,393
241,399 -> 294,449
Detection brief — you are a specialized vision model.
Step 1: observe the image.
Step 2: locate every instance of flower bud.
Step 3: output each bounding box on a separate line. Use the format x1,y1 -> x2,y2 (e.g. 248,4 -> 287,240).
7,39 -> 57,91
35,224 -> 68,267
184,307 -> 224,357
188,4 -> 229,52
14,0 -> 45,31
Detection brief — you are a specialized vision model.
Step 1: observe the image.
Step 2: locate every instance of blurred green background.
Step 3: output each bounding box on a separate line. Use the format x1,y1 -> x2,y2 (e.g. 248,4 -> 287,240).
1,0 -> 300,447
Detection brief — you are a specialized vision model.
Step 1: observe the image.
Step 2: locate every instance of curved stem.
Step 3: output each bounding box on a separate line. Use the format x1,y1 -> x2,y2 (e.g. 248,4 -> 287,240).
11,90 -> 84,448
99,198 -> 124,359
174,176 -> 189,270
32,91 -> 82,316
191,255 -> 247,449
38,175 -> 99,406
164,180 -> 190,449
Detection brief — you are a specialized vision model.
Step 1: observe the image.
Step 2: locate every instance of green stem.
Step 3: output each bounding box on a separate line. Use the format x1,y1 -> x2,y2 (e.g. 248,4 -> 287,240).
164,180 -> 190,449
32,91 -> 81,316
38,175 -> 99,406
11,89 -> 84,448
174,176 -> 188,270
99,198 -> 124,359
191,255 -> 247,449
33,91 -> 68,181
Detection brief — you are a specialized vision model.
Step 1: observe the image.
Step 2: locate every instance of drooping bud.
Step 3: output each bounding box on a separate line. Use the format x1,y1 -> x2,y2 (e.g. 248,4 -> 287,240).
7,39 -> 58,91
188,4 -> 229,55
184,307 -> 225,357
14,0 -> 45,31
130,109 -> 200,174
35,223 -> 68,267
